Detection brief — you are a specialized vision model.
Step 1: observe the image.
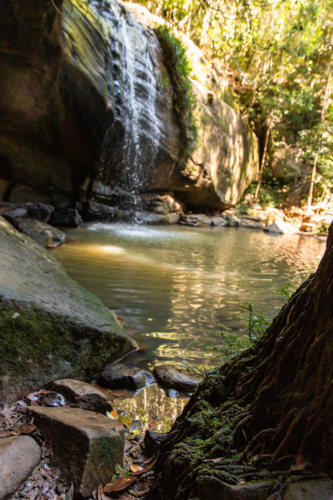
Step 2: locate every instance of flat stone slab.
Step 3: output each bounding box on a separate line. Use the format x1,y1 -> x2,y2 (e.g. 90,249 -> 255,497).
51,379 -> 111,413
14,218 -> 67,248
0,435 -> 41,500
282,479 -> 333,500
153,365 -> 202,393
28,406 -> 124,497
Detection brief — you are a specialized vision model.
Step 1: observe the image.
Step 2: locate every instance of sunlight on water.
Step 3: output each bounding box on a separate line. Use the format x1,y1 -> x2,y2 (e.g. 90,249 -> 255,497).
54,223 -> 326,369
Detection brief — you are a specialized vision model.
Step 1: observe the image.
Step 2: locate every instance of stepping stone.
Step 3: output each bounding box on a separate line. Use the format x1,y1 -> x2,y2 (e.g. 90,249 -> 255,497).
153,365 -> 202,393
98,363 -> 155,391
0,435 -> 41,500
51,379 -> 112,413
28,406 -> 124,497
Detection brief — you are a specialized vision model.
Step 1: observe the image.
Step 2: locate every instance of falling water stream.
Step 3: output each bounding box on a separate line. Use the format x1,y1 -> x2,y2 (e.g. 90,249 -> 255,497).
53,223 -> 325,430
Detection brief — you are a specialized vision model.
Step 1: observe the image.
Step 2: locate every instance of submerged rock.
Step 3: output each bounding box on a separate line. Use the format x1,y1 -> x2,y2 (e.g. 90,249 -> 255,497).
28,406 -> 124,498
153,365 -> 202,393
14,218 -> 67,248
51,379 -> 112,413
0,436 -> 41,500
0,216 -> 136,403
98,363 -> 155,391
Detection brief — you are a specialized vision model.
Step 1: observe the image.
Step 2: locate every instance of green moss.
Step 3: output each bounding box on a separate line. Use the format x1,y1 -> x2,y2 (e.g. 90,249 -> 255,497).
0,305 -> 127,382
155,26 -> 198,159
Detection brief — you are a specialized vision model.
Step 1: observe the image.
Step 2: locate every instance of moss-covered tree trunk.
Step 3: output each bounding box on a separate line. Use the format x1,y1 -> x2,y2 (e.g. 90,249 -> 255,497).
150,223 -> 333,499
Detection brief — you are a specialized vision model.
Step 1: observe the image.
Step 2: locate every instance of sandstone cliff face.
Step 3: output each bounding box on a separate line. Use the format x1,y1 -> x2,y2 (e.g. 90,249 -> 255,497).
0,0 -> 258,211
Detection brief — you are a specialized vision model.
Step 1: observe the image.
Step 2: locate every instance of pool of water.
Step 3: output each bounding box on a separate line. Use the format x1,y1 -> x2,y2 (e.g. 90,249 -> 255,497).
53,223 -> 325,371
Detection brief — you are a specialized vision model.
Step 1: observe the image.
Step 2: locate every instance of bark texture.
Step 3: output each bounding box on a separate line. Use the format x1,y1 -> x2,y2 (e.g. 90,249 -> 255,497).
151,223 -> 333,499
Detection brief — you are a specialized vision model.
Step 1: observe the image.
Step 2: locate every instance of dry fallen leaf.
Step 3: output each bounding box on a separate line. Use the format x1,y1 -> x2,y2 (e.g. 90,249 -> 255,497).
12,423 -> 36,434
289,453 -> 313,472
148,421 -> 159,431
111,410 -> 119,420
104,476 -> 136,493
0,430 -> 14,438
92,383 -> 110,398
110,390 -> 126,397
98,484 -> 103,500
132,458 -> 157,476
119,415 -> 132,427
129,464 -> 143,474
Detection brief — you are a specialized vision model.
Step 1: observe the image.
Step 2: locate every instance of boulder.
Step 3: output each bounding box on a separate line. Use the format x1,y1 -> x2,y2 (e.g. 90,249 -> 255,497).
0,216 -> 136,403
98,363 -> 155,391
282,479 -> 333,500
0,202 -> 27,223
0,0 -> 258,213
144,430 -> 167,457
0,436 -> 41,500
49,208 -> 82,228
134,212 -> 166,225
265,222 -> 284,234
225,214 -> 240,227
51,379 -> 112,413
14,218 -> 67,248
26,203 -> 54,222
240,218 -> 265,230
211,216 -> 227,227
165,213 -> 181,224
180,214 -> 212,227
28,406 -> 124,498
270,144 -> 301,182
153,365 -> 202,393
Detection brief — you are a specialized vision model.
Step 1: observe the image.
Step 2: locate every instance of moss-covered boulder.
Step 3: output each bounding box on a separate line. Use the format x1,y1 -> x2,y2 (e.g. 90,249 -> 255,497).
0,216 -> 136,403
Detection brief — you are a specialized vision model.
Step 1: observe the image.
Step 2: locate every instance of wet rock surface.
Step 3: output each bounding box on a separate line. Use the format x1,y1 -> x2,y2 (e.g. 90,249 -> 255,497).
98,363 -> 155,391
14,219 -> 67,248
28,406 -> 124,498
49,208 -> 82,228
0,435 -> 41,500
153,365 -> 202,393
51,379 -> 112,413
0,215 -> 136,403
0,0 -> 258,212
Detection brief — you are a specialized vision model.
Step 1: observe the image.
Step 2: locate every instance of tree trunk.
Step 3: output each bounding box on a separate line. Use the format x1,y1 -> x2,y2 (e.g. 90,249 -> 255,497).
151,223 -> 333,500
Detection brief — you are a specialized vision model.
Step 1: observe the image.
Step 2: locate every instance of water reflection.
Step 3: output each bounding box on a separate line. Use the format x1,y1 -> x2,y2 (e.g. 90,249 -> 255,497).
112,384 -> 188,433
53,223 -> 325,367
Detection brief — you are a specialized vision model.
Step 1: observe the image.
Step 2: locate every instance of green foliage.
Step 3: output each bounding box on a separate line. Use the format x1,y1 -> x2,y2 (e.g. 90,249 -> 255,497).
276,282 -> 294,301
130,0 -> 333,201
155,26 -> 198,157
